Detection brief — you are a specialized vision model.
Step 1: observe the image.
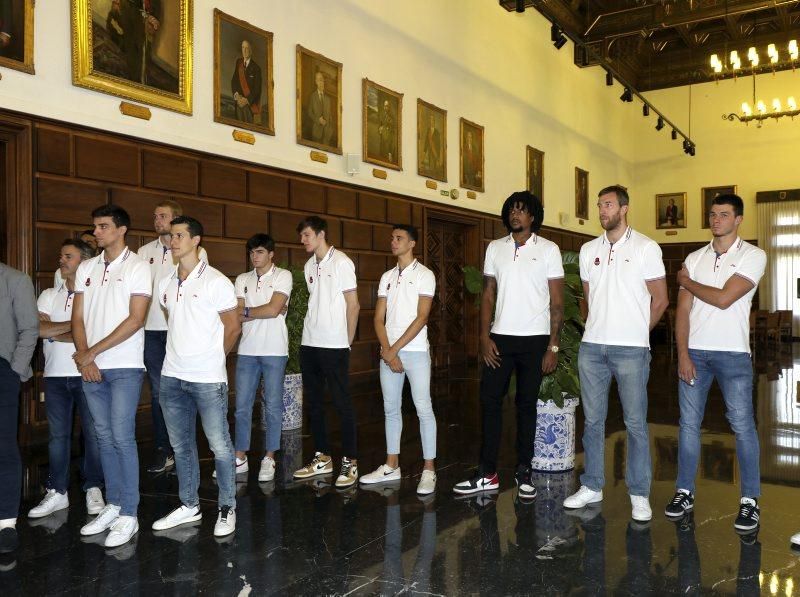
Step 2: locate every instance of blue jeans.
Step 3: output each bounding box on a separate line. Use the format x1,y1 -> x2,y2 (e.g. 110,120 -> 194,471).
44,377 -> 103,493
144,330 -> 171,453
379,350 -> 437,460
82,368 -> 145,516
677,349 -> 759,497
578,342 -> 652,496
160,376 -> 236,509
234,355 -> 288,454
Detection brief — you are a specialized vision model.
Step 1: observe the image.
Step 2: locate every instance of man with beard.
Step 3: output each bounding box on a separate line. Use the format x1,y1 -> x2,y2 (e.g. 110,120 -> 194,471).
453,191 -> 564,499
564,185 -> 668,523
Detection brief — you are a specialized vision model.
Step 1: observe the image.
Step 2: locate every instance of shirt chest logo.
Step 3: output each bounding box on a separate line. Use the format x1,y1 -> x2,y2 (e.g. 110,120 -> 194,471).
149,257 -> 154,264
85,277 -> 91,286
594,257 -> 600,266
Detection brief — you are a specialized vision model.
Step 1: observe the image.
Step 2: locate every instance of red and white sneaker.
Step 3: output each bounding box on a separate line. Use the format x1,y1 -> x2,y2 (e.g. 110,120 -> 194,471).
452,471 -> 500,495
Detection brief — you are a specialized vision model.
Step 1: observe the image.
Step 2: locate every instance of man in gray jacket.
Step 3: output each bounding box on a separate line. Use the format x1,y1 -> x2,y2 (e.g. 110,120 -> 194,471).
0,261 -> 39,554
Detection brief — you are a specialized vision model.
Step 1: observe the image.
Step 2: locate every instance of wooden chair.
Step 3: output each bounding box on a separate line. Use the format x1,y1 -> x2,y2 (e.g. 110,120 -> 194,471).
778,310 -> 793,342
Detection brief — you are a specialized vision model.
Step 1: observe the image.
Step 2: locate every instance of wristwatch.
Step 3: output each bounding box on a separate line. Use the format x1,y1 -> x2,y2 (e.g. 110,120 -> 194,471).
548,345 -> 559,353
244,307 -> 250,318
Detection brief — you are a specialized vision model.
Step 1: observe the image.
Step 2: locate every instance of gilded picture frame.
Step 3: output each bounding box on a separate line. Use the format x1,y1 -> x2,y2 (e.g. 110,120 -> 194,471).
526,146 -> 544,206
70,0 -> 193,115
656,192 -> 687,229
213,10 -> 274,136
417,99 -> 447,183
296,45 -> 342,154
362,78 -> 402,171
575,167 -> 589,220
0,0 -> 34,74
701,185 -> 737,229
459,118 -> 484,193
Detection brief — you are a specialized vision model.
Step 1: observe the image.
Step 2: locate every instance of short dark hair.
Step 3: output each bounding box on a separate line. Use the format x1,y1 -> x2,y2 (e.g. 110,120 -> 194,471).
80,229 -> 95,238
296,216 -> 327,236
91,204 -> 131,230
712,193 -> 744,217
170,215 -> 204,239
246,233 -> 275,253
500,191 -> 544,233
61,238 -> 94,261
392,224 -> 418,243
597,185 -> 630,207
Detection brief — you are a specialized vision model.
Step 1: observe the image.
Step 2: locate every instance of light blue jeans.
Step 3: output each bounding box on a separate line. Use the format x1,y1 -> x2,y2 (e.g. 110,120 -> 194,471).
677,349 -> 759,497
379,350 -> 437,460
160,376 -> 236,509
578,342 -> 652,496
234,355 -> 288,454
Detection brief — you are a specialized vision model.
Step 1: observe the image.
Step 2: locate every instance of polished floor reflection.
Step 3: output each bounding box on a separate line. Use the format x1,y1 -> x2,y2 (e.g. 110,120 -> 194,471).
4,344 -> 800,595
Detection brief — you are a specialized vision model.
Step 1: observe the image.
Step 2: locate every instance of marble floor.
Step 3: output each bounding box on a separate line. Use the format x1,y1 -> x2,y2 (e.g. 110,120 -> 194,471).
3,343 -> 800,595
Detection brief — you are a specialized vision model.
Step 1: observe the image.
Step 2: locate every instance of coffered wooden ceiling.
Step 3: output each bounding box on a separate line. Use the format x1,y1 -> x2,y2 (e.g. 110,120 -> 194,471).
501,0 -> 800,90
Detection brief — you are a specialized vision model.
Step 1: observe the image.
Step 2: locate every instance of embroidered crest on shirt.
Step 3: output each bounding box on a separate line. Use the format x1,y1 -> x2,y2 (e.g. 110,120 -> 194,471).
149,257 -> 154,264
85,277 -> 91,286
594,257 -> 600,266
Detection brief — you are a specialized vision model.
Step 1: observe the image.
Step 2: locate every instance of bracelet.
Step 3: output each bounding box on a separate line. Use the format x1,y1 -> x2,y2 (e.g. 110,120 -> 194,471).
244,307 -> 250,319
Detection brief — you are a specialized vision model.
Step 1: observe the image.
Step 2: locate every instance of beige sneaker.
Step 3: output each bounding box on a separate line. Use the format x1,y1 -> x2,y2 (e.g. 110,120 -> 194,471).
293,452 -> 333,479
335,458 -> 359,488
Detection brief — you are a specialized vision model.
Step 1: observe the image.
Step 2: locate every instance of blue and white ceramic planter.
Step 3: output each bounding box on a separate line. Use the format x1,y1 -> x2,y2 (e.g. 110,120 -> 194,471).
532,395 -> 579,472
281,373 -> 303,431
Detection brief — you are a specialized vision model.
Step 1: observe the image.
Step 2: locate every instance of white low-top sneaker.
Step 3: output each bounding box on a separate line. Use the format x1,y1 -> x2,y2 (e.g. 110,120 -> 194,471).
631,495 -> 652,522
85,487 -> 105,516
790,531 -> 800,548
214,506 -> 236,537
360,464 -> 401,485
105,515 -> 139,548
417,470 -> 437,495
28,489 -> 69,519
152,505 -> 202,531
80,504 -> 121,536
213,457 -> 248,479
258,456 -> 276,482
563,486 -> 603,509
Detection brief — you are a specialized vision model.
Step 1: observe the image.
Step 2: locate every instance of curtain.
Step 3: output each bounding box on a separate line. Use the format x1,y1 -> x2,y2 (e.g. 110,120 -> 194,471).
757,200 -> 800,336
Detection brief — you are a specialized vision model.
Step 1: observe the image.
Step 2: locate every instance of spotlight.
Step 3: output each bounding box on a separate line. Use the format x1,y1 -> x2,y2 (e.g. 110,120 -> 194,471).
642,105 -> 650,117
655,116 -> 664,130
620,87 -> 633,102
689,145 -> 696,157
671,129 -> 678,140
606,70 -> 614,86
551,23 -> 567,49
515,0 -> 525,12
682,139 -> 690,152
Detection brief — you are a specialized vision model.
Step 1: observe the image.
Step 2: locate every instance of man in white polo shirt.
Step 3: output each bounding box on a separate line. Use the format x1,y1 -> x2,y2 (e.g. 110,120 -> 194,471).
71,204 -> 151,548
292,216 -> 361,488
233,233 -> 292,483
665,194 -> 766,534
564,185 -> 668,522
362,224 -> 438,495
453,191 -> 564,499
152,216 -> 241,538
138,199 -> 209,474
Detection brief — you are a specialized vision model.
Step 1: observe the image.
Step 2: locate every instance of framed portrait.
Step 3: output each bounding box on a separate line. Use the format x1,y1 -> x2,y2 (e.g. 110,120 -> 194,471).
526,146 -> 544,205
362,79 -> 402,171
460,118 -> 484,192
0,0 -> 34,74
701,185 -> 737,229
417,99 -> 447,182
575,167 -> 589,220
213,10 -> 273,136
71,0 -> 193,114
296,45 -> 342,154
656,192 -> 687,229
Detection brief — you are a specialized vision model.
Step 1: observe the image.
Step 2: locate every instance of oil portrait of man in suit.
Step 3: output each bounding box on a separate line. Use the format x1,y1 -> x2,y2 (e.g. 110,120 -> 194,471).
297,45 -> 342,154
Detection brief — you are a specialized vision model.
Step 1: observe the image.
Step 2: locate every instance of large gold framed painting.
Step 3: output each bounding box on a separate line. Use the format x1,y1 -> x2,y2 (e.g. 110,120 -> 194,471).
0,0 -> 34,74
71,0 -> 193,114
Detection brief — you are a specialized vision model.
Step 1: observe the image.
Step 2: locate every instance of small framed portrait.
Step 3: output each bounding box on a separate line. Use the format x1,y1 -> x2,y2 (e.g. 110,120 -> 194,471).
460,118 -> 484,193
575,167 -> 589,220
213,10 -> 274,136
71,0 -> 194,114
656,192 -> 687,229
417,99 -> 447,182
701,185 -> 737,229
526,146 -> 544,205
362,78 -> 402,171
0,0 -> 34,74
296,45 -> 342,154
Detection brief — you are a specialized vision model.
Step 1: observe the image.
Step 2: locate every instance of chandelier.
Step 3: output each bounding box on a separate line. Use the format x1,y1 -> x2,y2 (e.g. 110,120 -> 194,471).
710,40 -> 799,75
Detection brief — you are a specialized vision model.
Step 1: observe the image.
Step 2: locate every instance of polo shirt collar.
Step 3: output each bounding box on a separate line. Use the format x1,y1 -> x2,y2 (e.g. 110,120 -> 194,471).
706,236 -> 743,257
317,246 -> 336,266
602,227 -> 632,246
157,236 -> 171,252
396,258 -> 419,274
506,233 -> 537,246
174,259 -> 208,283
99,247 -> 132,268
254,265 -> 276,280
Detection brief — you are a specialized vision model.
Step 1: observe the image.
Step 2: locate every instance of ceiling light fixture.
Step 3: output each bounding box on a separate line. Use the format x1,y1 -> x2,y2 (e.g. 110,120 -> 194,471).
515,0 -> 525,13
710,40 -> 798,78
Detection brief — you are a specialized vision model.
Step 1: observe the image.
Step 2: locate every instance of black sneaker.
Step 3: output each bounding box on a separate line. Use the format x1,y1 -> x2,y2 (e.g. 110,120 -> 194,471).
664,490 -> 694,518
734,498 -> 760,533
514,466 -> 537,501
453,471 -> 499,495
146,451 -> 175,474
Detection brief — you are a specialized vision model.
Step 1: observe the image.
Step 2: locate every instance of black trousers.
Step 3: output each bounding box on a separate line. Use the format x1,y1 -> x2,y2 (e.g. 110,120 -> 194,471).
300,346 -> 358,459
0,358 -> 21,520
479,334 -> 549,474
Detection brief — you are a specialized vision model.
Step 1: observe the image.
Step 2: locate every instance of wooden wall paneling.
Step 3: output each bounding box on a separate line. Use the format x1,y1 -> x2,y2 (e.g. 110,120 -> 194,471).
200,161 -> 247,202
412,204 -> 424,228
36,225 -> 74,271
289,248 -> 308,267
202,239 -> 246,277
225,203 -> 269,239
372,223 -> 393,251
290,180 -> 326,213
349,341 -> 378,374
359,192 -> 386,223
36,126 -> 71,176
357,253 -> 387,280
110,188 -> 168,231
493,220 -> 506,239
37,178 -> 107,224
142,150 -> 198,194
342,220 -> 373,250
357,311 -> 377,341
74,136 -> 140,185
327,187 -> 357,218
386,199 -> 411,225
325,216 -> 342,247
357,283 -> 375,310
179,197 -> 225,237
268,210 -> 302,243
248,171 -> 289,208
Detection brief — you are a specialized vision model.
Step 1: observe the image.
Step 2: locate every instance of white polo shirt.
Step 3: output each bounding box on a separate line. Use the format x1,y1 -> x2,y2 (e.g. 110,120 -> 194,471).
484,233 -> 564,336
301,247 -> 357,349
158,260 -> 238,383
235,265 -> 293,357
684,238 -> 766,354
580,227 -> 665,348
138,237 -> 208,331
377,259 -> 436,352
38,282 -> 80,378
74,248 -> 151,369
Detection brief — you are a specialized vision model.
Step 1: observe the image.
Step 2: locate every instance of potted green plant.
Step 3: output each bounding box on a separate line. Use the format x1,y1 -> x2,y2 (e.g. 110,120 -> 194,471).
280,264 -> 309,431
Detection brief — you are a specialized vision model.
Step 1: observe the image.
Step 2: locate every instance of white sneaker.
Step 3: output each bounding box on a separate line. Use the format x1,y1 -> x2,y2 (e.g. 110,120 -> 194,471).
80,504 -> 121,536
417,470 -> 437,495
214,506 -> 236,537
28,489 -> 69,519
152,505 -> 202,531
213,457 -> 248,479
790,531 -> 800,548
258,456 -> 276,482
360,464 -> 401,485
563,486 -> 603,509
104,515 -> 138,548
85,487 -> 105,515
631,495 -> 652,521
